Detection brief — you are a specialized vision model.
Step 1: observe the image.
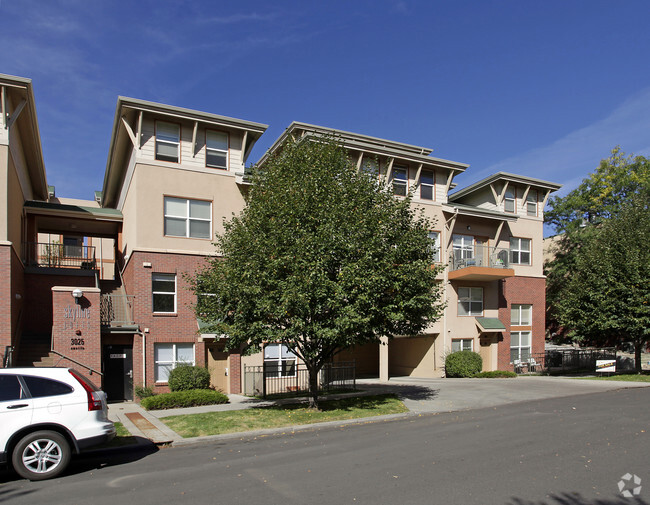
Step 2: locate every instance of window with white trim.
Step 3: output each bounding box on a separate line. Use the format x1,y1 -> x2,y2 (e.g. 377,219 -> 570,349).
511,304 -> 532,326
155,121 -> 180,163
152,273 -> 176,313
154,343 -> 195,382
510,237 -> 531,265
206,130 -> 228,169
428,231 -> 441,263
391,166 -> 408,196
458,287 -> 483,316
452,234 -> 474,260
451,338 -> 473,352
526,190 -> 538,216
420,169 -> 434,200
164,196 -> 212,239
504,187 -> 515,213
264,344 -> 297,378
510,332 -> 531,362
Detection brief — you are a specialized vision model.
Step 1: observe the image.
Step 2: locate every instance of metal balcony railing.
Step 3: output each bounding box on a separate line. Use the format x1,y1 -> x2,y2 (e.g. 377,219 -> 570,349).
100,294 -> 135,327
449,245 -> 511,272
23,242 -> 96,270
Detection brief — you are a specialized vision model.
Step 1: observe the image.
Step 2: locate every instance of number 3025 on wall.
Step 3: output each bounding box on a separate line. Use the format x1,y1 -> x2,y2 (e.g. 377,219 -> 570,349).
70,338 -> 85,349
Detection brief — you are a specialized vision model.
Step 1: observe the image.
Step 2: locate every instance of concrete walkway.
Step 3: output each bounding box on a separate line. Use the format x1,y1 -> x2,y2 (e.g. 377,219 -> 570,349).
108,376 -> 650,446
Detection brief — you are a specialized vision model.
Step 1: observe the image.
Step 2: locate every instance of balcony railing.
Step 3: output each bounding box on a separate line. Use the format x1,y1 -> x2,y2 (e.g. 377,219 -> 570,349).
449,245 -> 511,272
23,242 -> 96,270
100,294 -> 135,327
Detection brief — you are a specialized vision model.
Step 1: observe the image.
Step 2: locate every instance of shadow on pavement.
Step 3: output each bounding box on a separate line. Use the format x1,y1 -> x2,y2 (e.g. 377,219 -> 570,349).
364,383 -> 439,402
508,492 -> 648,505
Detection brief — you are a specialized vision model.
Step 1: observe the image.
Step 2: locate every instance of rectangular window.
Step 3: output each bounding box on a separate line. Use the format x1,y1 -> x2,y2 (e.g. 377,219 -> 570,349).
451,338 -> 473,352
206,130 -> 228,169
511,304 -> 532,326
428,231 -> 441,263
526,190 -> 537,216
155,121 -> 180,163
361,157 -> 379,177
510,238 -> 531,265
510,331 -> 531,362
154,343 -> 195,382
420,169 -> 434,200
391,166 -> 408,196
264,344 -> 297,378
152,273 -> 176,313
452,234 -> 474,260
458,287 -> 483,316
504,187 -> 515,213
164,197 -> 212,239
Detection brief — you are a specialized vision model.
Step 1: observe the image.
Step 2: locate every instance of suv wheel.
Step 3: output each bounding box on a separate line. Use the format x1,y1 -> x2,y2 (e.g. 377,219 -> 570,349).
12,431 -> 71,481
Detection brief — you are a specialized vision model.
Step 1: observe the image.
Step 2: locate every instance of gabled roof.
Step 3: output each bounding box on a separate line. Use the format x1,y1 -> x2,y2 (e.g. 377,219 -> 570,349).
257,122 -> 469,173
449,172 -> 562,202
0,73 -> 48,200
102,97 -> 268,208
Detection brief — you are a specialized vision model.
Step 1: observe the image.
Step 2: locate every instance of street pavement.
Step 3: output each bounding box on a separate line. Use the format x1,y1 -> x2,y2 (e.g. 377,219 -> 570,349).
2,385 -> 649,504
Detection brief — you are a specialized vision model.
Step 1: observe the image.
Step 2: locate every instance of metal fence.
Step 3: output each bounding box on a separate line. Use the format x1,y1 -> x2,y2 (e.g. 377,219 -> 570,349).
243,361 -> 356,398
23,242 -> 96,270
100,295 -> 135,327
514,348 -> 617,374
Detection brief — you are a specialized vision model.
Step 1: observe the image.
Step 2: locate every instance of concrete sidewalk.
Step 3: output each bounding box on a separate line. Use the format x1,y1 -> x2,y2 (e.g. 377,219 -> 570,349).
108,376 -> 650,446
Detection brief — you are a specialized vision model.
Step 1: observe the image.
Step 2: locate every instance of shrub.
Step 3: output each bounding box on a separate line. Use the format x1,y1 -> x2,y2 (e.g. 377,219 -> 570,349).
168,365 -> 211,392
134,385 -> 155,399
140,389 -> 229,410
445,351 -> 482,378
473,370 -> 517,378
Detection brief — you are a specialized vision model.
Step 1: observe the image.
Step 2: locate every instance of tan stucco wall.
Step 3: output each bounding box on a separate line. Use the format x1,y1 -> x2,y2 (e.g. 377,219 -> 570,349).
121,162 -> 246,257
389,335 -> 440,377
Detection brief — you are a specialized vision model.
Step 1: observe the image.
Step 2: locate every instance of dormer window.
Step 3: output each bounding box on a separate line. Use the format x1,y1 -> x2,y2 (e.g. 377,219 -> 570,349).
206,130 -> 228,169
155,121 -> 180,163
391,165 -> 408,196
526,190 -> 537,216
420,169 -> 434,200
504,187 -> 515,213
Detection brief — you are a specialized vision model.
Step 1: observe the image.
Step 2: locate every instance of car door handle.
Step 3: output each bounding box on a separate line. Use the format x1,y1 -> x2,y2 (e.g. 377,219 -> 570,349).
7,404 -> 29,409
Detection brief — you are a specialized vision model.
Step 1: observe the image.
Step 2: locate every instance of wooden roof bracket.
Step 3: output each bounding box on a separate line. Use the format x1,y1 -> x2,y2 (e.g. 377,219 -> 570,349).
120,116 -> 137,147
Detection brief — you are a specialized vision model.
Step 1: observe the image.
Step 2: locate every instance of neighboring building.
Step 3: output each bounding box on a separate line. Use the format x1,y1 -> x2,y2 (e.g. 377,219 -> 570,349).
0,73 -> 561,400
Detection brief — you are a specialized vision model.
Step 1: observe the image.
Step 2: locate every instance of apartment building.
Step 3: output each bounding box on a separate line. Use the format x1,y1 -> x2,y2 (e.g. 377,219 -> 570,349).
0,73 -> 560,400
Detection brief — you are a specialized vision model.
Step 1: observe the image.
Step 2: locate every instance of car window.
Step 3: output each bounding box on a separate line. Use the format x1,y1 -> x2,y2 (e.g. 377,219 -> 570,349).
22,376 -> 73,398
0,375 -> 24,401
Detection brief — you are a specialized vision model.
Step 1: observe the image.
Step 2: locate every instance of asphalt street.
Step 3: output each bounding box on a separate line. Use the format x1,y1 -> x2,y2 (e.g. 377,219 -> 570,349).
2,386 -> 649,505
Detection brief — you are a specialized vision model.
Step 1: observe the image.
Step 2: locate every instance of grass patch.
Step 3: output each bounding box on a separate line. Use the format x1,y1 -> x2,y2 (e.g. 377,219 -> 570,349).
160,394 -> 408,437
255,387 -> 359,400
582,373 -> 650,382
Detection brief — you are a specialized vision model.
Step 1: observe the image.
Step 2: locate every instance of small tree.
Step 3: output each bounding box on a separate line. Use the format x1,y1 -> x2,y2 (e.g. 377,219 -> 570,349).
193,137 -> 445,408
553,199 -> 650,372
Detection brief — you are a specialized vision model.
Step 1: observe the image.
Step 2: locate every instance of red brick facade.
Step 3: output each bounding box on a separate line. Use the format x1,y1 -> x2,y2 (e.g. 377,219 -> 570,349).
497,276 -> 546,370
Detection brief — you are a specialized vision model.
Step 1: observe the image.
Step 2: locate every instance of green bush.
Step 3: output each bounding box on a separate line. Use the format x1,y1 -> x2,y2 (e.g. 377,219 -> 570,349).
167,365 -> 211,392
140,389 -> 229,410
445,351 -> 482,378
134,385 -> 155,399
473,370 -> 517,378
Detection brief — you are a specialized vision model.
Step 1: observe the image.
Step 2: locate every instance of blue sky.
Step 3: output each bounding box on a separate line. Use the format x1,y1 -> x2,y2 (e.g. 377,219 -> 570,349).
2,0 -> 649,223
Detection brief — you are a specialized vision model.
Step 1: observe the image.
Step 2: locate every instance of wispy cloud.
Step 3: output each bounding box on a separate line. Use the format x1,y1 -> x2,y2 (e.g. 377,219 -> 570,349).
474,87 -> 650,197
197,12 -> 279,25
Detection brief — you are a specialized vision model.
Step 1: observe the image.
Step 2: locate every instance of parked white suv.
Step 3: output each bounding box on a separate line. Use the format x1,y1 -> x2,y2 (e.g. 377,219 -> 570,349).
0,367 -> 116,480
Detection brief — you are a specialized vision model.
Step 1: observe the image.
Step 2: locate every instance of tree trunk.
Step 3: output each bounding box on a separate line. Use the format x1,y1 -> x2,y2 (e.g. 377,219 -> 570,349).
634,341 -> 643,374
307,365 -> 320,410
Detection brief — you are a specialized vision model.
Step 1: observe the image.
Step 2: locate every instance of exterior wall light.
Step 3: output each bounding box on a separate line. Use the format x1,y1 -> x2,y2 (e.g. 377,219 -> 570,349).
72,288 -> 83,304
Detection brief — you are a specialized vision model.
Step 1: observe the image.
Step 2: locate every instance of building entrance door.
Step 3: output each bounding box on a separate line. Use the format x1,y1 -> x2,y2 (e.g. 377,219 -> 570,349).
103,344 -> 133,402
207,343 -> 229,394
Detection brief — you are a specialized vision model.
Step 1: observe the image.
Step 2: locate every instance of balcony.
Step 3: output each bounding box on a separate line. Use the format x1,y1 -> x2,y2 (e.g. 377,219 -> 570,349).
100,294 -> 136,328
448,245 -> 515,281
23,242 -> 96,270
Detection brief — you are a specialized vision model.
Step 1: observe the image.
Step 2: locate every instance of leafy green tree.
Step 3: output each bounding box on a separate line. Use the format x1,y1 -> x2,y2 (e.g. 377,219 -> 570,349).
192,137 -> 445,408
545,148 -> 650,342
552,200 -> 650,372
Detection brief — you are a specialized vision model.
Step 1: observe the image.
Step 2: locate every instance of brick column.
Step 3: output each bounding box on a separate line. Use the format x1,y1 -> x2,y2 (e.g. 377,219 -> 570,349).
230,350 -> 241,394
51,287 -> 101,373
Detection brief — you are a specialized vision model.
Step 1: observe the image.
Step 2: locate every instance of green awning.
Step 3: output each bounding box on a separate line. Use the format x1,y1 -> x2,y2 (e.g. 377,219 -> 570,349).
475,317 -> 506,333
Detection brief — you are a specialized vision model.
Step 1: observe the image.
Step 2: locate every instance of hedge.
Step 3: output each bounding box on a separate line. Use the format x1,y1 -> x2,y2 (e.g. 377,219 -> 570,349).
168,365 -> 211,392
445,350 -> 482,378
473,370 -> 517,378
140,389 -> 229,410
